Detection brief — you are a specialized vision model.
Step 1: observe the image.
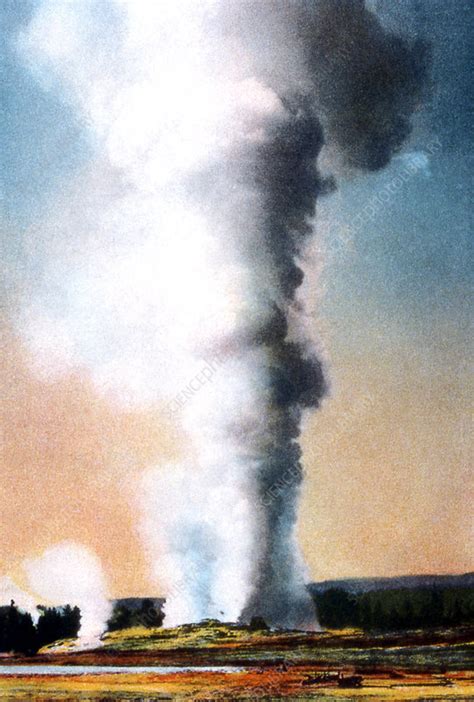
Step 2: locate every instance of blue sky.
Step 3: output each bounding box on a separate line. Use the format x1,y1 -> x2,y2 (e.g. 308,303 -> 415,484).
318,0 -> 472,356
1,0 -> 91,228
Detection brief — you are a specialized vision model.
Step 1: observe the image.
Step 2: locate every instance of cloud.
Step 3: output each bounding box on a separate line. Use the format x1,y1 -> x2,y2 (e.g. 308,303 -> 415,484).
0,577 -> 39,622
24,541 -> 111,641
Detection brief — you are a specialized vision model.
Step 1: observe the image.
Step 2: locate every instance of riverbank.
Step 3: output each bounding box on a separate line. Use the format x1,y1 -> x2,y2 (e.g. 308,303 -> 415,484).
1,622 -> 472,699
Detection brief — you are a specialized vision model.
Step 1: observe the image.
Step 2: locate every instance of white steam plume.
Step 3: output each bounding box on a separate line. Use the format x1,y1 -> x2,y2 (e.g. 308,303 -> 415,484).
15,1 -> 427,629
0,577 -> 40,623
24,542 -> 112,643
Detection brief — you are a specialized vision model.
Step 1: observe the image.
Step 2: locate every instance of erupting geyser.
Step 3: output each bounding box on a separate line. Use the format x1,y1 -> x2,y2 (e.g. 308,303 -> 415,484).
18,1 -> 427,630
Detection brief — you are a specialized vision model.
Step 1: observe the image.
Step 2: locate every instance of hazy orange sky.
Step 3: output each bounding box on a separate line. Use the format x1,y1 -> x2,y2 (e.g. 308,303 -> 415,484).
1,305 -> 471,599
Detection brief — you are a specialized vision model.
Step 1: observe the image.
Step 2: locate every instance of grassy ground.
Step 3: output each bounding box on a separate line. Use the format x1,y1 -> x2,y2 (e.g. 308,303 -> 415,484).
1,622 -> 472,699
34,619 -> 473,668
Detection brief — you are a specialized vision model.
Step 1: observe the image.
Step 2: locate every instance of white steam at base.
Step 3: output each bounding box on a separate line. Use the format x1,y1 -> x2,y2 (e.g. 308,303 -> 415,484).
15,1 -> 427,629
0,577 -> 40,623
0,543 -> 111,643
25,542 -> 112,643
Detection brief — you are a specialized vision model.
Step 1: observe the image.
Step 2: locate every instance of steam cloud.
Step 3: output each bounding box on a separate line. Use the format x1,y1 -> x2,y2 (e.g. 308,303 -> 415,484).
0,542 -> 111,644
0,577 -> 40,623
16,1 -> 427,629
25,542 -> 112,643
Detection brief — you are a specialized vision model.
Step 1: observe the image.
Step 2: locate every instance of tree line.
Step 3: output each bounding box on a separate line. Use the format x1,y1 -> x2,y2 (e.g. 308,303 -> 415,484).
0,601 -> 81,655
2,584 -> 473,654
312,586 -> 474,631
107,598 -> 164,631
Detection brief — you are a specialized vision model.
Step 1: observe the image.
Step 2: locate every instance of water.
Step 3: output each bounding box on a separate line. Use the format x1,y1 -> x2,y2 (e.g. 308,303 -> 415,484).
0,664 -> 240,675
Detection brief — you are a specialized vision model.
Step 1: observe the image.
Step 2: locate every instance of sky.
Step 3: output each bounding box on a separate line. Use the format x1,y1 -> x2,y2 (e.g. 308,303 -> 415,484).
0,0 -> 472,601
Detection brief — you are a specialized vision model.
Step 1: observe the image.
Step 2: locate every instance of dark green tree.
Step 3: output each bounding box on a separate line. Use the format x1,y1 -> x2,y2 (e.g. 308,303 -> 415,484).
0,601 -> 38,654
107,604 -> 133,631
315,589 -> 358,629
36,605 -> 81,648
139,599 -> 165,628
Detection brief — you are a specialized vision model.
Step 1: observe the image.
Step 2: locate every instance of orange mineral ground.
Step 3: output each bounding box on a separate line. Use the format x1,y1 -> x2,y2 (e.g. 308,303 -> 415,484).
0,667 -> 473,700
